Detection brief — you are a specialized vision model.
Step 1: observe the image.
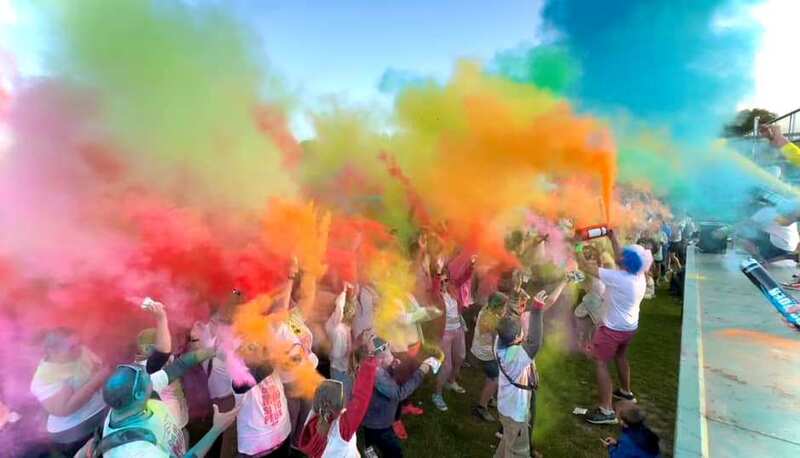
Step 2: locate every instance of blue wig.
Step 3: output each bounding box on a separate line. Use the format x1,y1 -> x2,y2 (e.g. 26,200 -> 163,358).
621,246 -> 645,274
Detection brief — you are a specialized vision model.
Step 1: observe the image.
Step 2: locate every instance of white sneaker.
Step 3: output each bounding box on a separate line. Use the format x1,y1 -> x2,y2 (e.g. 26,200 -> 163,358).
432,393 -> 448,411
445,382 -> 466,394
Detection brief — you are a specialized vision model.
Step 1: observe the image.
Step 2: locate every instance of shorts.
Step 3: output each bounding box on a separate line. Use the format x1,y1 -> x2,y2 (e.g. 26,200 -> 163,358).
592,326 -> 636,362
478,358 -> 499,380
753,231 -> 794,260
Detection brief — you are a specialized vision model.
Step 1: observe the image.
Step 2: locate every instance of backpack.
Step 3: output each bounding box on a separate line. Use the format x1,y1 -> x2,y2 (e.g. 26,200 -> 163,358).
85,426 -> 158,458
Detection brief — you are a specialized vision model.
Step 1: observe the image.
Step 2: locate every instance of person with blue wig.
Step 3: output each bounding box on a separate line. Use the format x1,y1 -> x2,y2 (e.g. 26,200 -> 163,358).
577,229 -> 652,425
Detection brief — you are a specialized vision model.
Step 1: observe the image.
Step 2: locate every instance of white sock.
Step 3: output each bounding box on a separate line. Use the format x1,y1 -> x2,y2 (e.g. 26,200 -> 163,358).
600,407 -> 614,416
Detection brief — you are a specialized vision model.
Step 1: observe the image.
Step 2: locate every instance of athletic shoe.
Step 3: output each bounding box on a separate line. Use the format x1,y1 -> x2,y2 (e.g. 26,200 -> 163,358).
392,420 -> 408,440
585,408 -> 619,425
445,382 -> 466,394
432,393 -> 448,411
401,403 -> 424,416
472,405 -> 496,422
494,430 -> 504,439
613,388 -> 637,403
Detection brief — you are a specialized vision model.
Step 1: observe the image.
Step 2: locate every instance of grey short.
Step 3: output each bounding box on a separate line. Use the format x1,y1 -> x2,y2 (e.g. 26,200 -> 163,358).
479,358 -> 499,380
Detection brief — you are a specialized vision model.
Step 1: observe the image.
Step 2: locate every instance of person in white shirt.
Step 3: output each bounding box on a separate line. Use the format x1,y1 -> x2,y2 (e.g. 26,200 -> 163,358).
325,284 -> 357,401
30,328 -> 111,457
232,344 -> 292,458
743,206 -> 799,263
493,283 -> 564,458
578,229 -> 652,425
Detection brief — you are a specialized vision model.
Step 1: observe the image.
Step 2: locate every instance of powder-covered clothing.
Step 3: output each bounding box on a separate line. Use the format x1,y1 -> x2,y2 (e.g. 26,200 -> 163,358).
326,290 -> 352,374
471,306 -> 501,362
276,309 -> 319,384
599,268 -> 646,332
135,355 -> 188,429
443,293 -> 462,331
102,371 -> 187,458
298,358 -> 378,458
30,347 -> 106,434
236,373 -> 291,455
496,344 -> 534,423
495,307 -> 543,424
362,366 -> 424,430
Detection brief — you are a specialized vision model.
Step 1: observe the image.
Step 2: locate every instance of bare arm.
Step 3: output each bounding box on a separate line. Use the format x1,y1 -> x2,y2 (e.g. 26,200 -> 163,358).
150,301 -> 171,354
40,367 -> 110,416
185,404 -> 239,458
608,229 -> 622,258
326,288 -> 347,335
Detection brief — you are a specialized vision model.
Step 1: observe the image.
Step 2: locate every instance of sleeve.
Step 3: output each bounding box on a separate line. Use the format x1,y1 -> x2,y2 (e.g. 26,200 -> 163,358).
149,370 -> 170,392
781,142 -> 800,166
337,357 -> 378,440
146,350 -> 171,374
374,367 -> 423,402
30,375 -> 64,402
598,268 -> 621,288
326,291 -> 346,335
163,350 -> 213,384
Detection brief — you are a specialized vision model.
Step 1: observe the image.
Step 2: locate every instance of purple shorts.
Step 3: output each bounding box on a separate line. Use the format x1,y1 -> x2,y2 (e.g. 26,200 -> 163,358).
592,326 -> 636,362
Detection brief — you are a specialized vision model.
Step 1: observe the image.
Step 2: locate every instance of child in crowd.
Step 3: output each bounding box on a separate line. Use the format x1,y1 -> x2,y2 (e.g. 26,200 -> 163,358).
298,334 -> 378,458
362,338 -> 433,458
601,401 -> 661,458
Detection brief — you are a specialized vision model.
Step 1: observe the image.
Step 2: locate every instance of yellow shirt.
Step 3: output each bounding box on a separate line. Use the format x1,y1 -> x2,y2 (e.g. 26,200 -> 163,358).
781,142 -> 800,166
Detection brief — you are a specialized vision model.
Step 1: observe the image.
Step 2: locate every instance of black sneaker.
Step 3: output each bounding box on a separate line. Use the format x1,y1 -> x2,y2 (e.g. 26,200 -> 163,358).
585,408 -> 619,425
613,389 -> 637,403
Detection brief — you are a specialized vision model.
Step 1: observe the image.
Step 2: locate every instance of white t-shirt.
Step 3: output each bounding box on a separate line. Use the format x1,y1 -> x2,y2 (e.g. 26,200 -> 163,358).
599,268 -> 646,332
103,396 -> 187,458
495,344 -> 533,423
205,355 -> 234,400
135,359 -> 188,429
443,293 -> 461,331
303,410 -> 360,458
29,348 -> 107,434
751,207 -> 800,252
237,373 -> 291,455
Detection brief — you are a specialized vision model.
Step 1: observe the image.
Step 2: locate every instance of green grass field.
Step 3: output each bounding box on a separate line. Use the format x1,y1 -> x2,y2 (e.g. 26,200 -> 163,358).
399,287 -> 683,457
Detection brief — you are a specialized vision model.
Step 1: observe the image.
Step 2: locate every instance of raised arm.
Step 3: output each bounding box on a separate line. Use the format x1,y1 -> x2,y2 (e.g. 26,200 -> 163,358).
185,404 -> 239,458
39,364 -> 111,416
337,357 -> 378,440
608,229 -> 622,258
520,298 -> 545,360
163,348 -> 215,385
326,287 -> 347,335
374,365 -> 426,402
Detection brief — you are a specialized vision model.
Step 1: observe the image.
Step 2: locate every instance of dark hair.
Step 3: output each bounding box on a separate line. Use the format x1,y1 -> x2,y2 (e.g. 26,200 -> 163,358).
496,315 -> 522,347
617,400 -> 646,425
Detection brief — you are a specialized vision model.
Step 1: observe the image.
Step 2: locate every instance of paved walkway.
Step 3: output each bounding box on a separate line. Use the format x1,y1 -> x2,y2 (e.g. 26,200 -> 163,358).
676,246 -> 800,457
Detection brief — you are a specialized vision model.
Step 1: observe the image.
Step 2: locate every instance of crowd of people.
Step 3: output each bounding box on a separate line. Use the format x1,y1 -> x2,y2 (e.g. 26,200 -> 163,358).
10,195 -> 690,458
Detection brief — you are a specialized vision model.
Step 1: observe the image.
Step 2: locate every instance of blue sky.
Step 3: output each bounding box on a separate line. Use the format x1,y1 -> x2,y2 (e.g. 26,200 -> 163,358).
0,0 -> 796,137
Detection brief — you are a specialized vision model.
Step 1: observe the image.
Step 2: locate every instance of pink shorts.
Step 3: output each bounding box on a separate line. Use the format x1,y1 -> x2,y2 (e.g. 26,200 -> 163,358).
592,326 -> 636,362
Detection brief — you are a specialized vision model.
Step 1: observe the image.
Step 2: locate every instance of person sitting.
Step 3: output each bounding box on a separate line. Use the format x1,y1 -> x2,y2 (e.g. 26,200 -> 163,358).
601,401 -> 661,458
298,334 -> 379,458
30,328 -> 111,457
89,348 -> 234,458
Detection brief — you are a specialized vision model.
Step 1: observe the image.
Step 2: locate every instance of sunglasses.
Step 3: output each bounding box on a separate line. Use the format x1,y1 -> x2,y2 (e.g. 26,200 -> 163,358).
117,364 -> 145,399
